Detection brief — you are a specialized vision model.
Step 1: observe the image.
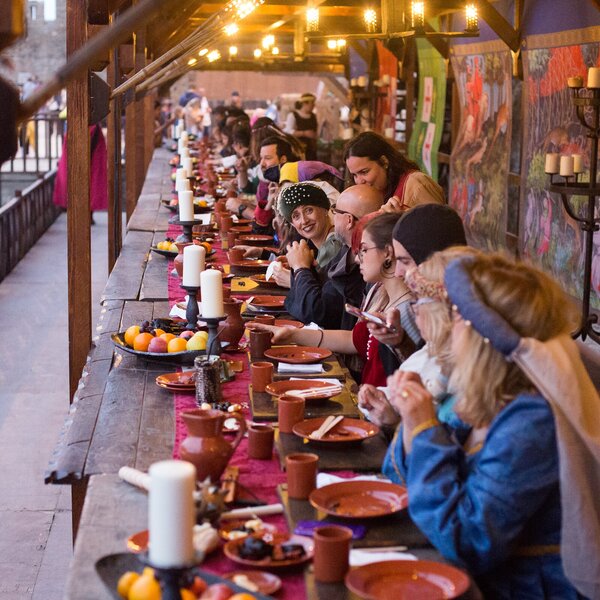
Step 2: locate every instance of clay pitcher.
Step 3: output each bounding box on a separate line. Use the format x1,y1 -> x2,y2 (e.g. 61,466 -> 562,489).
180,409 -> 246,482
174,241 -> 192,278
219,298 -> 245,347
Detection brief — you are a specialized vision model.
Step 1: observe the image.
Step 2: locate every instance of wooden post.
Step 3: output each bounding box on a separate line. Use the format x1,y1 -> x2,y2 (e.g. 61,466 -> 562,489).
134,28 -> 148,201
66,0 -> 91,542
125,33 -> 138,221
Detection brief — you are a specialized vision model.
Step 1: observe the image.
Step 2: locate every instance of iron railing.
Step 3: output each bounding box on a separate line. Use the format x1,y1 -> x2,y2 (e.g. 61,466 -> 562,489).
0,170 -> 60,283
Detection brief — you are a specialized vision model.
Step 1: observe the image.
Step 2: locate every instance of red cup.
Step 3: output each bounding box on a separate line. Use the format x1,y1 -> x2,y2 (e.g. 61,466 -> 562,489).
248,424 -> 275,460
278,395 -> 305,434
286,452 -> 318,499
228,248 -> 245,263
313,525 -> 353,582
251,361 -> 274,393
253,314 -> 275,325
249,329 -> 273,361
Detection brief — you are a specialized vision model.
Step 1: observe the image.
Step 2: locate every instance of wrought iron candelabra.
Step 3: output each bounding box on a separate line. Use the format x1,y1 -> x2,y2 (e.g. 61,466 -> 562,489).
547,81 -> 600,343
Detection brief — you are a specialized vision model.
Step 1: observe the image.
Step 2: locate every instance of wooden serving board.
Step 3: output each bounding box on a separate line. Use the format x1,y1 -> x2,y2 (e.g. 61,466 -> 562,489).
249,381 -> 359,422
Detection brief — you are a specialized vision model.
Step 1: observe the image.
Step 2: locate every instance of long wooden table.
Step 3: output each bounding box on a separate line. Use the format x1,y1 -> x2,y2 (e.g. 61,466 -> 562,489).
48,147 -> 478,600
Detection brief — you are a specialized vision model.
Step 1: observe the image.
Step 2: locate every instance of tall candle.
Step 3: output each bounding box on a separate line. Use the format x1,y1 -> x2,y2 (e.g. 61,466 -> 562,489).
182,158 -> 194,177
148,460 -> 196,568
544,153 -> 560,174
180,130 -> 189,144
175,178 -> 191,193
588,67 -> 600,89
560,155 -> 574,177
182,244 -> 205,286
178,190 -> 194,223
200,269 -> 224,318
572,154 -> 583,173
180,147 -> 190,160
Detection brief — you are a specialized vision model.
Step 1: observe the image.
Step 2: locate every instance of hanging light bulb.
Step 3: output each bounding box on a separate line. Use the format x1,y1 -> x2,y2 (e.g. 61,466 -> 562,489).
336,39 -> 346,49
271,46 -> 280,55
226,0 -> 265,20
253,48 -> 262,59
327,39 -> 337,50
229,45 -> 238,57
306,7 -> 319,32
207,50 -> 221,62
465,3 -> 478,32
198,48 -> 209,57
363,8 -> 377,33
223,23 -> 239,36
411,1 -> 425,30
187,57 -> 197,66
262,34 -> 275,50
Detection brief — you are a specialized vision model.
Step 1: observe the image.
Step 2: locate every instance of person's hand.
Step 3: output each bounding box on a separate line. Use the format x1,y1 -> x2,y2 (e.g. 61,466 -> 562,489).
285,240 -> 314,270
366,307 -> 405,346
233,244 -> 262,258
265,182 -> 279,211
357,384 -> 400,428
225,197 -> 242,212
380,196 -> 408,213
236,155 -> 249,171
247,322 -> 293,344
387,371 -> 436,453
271,262 -> 291,288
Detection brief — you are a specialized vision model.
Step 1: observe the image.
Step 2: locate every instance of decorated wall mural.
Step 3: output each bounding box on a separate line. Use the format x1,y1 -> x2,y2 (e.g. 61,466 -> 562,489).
520,37 -> 600,307
449,43 -> 512,251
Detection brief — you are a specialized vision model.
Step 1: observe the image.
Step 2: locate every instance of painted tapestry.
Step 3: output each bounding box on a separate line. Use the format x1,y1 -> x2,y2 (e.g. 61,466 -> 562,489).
408,39 -> 446,180
521,35 -> 600,307
449,44 -> 512,250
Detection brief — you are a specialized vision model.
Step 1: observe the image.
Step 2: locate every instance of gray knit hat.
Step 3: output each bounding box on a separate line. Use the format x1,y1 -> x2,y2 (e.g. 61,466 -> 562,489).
278,182 -> 331,223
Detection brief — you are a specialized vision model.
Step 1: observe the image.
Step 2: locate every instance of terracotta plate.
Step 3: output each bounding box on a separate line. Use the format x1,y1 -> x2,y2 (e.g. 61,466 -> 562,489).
263,346 -> 332,364
238,234 -> 274,246
223,570 -> 282,595
274,319 -> 304,328
248,274 -> 281,289
150,246 -> 177,258
266,380 -> 342,400
247,296 -> 286,309
160,199 -> 178,212
293,417 -> 380,443
155,372 -> 196,391
223,533 -> 314,569
229,259 -> 270,272
230,225 -> 252,234
309,481 -> 408,518
233,218 -> 252,226
345,560 -> 470,600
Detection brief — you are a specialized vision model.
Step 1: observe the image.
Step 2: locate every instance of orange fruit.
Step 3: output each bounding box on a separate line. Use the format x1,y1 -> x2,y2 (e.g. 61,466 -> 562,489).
189,575 -> 207,596
128,571 -> 161,600
167,337 -> 188,353
154,328 -> 166,337
124,325 -> 141,347
229,594 -> 258,600
133,332 -> 154,351
160,332 -> 176,343
200,241 -> 212,253
179,590 -> 196,600
116,571 -> 139,599
197,199 -> 208,207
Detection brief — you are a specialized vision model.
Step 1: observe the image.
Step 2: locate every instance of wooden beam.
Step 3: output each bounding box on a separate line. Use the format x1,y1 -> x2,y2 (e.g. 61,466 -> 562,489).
478,0 -> 520,52
125,32 -> 138,221
134,29 -> 148,204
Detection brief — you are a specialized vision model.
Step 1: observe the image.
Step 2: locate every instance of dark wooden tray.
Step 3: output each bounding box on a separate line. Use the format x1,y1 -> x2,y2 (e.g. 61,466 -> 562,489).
250,382 -> 359,422
275,431 -> 388,472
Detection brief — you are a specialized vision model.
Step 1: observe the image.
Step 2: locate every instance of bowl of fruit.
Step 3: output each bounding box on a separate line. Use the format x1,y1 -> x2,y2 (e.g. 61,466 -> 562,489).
111,319 -> 209,364
150,238 -> 178,258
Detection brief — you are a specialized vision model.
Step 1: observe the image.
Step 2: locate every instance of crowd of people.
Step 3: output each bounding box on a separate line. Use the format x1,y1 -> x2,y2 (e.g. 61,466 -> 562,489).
161,88 -> 600,599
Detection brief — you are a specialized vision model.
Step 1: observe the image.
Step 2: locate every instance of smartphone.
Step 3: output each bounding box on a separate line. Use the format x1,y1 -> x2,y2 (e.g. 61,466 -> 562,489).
344,304 -> 397,332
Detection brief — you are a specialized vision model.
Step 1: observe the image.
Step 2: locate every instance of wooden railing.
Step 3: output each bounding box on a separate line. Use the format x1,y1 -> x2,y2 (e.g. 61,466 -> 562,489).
0,170 -> 60,283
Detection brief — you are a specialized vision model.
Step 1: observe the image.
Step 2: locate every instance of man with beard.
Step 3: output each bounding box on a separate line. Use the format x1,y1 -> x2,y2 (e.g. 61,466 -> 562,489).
284,184 -> 383,330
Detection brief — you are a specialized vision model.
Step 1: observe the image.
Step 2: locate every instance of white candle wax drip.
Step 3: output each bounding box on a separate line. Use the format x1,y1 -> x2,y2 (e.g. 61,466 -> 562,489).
148,460 -> 196,568
200,269 -> 224,318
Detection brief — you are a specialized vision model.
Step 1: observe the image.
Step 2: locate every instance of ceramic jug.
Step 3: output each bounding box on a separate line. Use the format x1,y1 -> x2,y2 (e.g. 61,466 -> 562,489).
219,298 -> 245,347
180,408 -> 246,482
174,241 -> 192,278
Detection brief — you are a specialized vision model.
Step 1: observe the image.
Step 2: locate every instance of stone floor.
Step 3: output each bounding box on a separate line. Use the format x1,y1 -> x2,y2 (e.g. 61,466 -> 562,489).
0,212 -> 110,600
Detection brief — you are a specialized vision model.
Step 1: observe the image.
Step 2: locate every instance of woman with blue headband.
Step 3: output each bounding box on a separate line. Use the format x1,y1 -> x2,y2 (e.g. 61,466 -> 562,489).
383,253 -> 600,599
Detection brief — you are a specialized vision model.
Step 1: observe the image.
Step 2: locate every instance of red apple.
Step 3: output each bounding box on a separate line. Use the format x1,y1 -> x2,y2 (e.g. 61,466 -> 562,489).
147,337 -> 168,353
179,330 -> 195,340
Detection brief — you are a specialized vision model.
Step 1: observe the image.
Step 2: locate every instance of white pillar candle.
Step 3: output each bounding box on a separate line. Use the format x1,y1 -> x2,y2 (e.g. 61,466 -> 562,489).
178,190 -> 194,223
182,244 -> 205,286
182,157 -> 194,177
544,153 -> 560,174
148,460 -> 196,568
175,178 -> 191,193
588,67 -> 600,89
572,154 -> 583,173
180,147 -> 190,160
180,130 -> 189,144
200,269 -> 224,318
560,155 -> 574,177
175,121 -> 183,138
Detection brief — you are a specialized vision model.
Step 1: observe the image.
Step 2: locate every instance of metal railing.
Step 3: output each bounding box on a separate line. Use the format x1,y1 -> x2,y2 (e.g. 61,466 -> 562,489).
0,170 -> 60,283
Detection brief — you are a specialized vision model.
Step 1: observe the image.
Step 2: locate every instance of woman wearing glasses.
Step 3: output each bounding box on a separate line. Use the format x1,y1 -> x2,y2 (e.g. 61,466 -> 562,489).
250,204 -> 466,386
344,131 -> 445,213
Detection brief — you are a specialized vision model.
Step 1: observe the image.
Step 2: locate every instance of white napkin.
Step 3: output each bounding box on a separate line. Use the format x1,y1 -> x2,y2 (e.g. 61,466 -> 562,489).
278,362 -> 324,374
265,261 -> 278,282
194,213 -> 212,224
349,549 -> 417,566
169,297 -> 202,320
316,472 -> 391,488
303,322 -> 321,330
221,154 -> 237,168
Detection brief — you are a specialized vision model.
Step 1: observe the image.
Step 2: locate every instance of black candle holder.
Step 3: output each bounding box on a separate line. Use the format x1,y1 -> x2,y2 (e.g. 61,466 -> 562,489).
174,219 -> 196,243
138,553 -> 197,600
181,286 -> 200,330
546,84 -> 600,343
201,316 -> 226,357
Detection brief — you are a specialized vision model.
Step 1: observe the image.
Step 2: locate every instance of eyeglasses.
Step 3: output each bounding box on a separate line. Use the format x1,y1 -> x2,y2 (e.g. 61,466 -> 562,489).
356,245 -> 379,263
331,204 -> 358,221
408,297 -> 439,315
